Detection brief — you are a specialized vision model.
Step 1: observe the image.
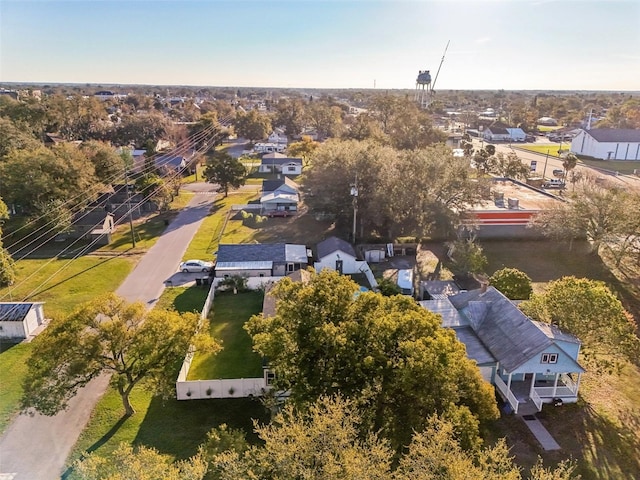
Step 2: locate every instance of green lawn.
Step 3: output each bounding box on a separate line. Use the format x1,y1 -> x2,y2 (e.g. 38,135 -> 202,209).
187,291 -> 264,380
64,388 -> 268,479
181,191 -> 259,261
0,256 -> 135,320
516,144 -> 567,158
0,341 -> 31,432
154,285 -> 209,314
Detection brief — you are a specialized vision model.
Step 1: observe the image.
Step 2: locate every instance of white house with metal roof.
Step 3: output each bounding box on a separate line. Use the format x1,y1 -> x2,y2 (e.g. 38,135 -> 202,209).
314,236 -> 378,288
214,243 -> 309,278
421,286 -> 584,414
0,302 -> 46,339
571,128 -> 640,160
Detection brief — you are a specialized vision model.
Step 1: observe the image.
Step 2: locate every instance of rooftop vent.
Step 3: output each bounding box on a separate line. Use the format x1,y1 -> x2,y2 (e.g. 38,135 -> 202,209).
507,198 -> 519,209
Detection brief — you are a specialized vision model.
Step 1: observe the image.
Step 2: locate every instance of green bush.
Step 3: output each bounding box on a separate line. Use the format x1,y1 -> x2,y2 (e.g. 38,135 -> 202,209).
489,267 -> 533,300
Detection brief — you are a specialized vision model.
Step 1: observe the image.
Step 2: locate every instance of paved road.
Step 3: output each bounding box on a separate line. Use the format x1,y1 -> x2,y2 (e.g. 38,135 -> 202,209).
0,192 -> 217,480
482,140 -> 640,190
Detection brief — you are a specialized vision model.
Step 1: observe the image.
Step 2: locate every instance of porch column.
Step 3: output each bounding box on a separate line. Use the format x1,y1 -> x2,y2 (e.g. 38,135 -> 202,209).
552,372 -> 559,397
506,373 -> 512,392
575,372 -> 582,395
529,372 -> 536,397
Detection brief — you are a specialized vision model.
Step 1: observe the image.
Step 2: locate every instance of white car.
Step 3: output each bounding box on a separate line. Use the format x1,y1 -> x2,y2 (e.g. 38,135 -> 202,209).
179,260 -> 213,273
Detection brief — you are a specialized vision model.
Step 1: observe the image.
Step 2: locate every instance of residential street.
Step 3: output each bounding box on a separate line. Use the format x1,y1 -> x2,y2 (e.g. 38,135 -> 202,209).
0,192 -> 217,480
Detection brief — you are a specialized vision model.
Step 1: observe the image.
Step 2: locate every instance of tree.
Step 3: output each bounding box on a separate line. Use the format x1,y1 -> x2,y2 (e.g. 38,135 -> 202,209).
81,141 -> 125,184
245,270 -> 499,450
21,293 -> 218,416
562,152 -> 578,180
203,151 -> 246,197
287,135 -> 320,167
211,396 -> 576,480
0,116 -> 42,160
489,268 -> 533,300
0,144 -> 98,213
519,276 -> 640,366
75,442 -> 207,480
234,110 -> 271,143
212,396 -> 394,480
274,97 -> 307,137
0,196 -> 16,287
447,234 -> 488,278
491,151 -> 530,180
111,112 -> 169,148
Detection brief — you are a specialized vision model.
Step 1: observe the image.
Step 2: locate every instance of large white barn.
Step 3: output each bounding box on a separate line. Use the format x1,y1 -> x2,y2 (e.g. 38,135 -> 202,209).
571,128 -> 640,160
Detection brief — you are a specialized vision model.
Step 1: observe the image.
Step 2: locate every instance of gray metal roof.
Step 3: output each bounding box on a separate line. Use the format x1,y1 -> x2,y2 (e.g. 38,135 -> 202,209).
449,287 -> 555,373
532,320 -> 581,344
316,236 -> 357,259
0,303 -> 34,322
419,299 -> 469,328
260,156 -> 302,166
216,261 -> 272,271
262,177 -> 299,193
422,280 -> 460,298
216,243 -> 308,264
585,128 -> 640,143
454,326 -> 496,365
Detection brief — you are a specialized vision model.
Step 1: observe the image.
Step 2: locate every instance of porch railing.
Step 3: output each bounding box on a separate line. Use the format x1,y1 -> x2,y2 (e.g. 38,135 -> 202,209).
530,387 -> 543,411
495,375 -> 520,414
534,386 -> 577,398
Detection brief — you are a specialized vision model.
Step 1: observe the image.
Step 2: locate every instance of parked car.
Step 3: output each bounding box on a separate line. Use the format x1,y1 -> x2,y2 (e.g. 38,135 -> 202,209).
267,210 -> 293,218
179,260 -> 213,273
543,179 -> 566,189
552,169 -> 564,177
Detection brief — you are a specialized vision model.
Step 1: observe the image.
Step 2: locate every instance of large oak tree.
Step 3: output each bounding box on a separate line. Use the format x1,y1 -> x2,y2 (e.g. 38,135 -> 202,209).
245,270 -> 499,450
22,293 -> 218,416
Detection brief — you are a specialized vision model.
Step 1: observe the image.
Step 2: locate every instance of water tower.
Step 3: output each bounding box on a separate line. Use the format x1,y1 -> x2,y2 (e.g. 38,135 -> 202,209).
414,70 -> 432,108
414,41 -> 450,109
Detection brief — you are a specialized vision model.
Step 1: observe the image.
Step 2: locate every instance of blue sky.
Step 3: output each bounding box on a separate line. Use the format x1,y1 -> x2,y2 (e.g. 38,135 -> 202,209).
1,0 -> 638,90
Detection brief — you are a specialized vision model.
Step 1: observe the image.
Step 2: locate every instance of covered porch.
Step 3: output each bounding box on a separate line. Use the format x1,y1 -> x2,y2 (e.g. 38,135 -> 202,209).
495,371 -> 582,414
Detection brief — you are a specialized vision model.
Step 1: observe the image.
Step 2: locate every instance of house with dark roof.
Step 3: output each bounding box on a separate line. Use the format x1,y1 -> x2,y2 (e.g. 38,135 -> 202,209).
260,178 -> 300,214
420,286 -> 584,414
314,236 -> 378,288
0,302 -> 46,339
214,243 -> 309,278
258,153 -> 303,175
571,128 -> 640,160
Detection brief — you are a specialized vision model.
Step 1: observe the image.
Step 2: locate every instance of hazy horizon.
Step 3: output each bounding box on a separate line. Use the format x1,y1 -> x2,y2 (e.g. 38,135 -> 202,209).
2,1 -> 638,91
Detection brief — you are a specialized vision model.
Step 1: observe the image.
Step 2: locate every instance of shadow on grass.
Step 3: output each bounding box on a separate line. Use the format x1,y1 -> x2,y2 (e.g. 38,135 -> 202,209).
537,402 -> 640,480
0,339 -> 21,354
61,415 -> 130,479
172,287 -> 209,314
133,396 -> 269,460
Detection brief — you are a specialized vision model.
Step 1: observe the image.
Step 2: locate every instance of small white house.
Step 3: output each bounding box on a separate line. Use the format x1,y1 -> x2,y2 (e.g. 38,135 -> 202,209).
314,236 -> 378,288
258,153 -> 303,175
0,302 -> 46,339
267,131 -> 288,145
571,128 -> 640,160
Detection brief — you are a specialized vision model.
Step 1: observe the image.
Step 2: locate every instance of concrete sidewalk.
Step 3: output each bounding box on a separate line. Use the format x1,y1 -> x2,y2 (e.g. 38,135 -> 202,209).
521,415 -> 561,451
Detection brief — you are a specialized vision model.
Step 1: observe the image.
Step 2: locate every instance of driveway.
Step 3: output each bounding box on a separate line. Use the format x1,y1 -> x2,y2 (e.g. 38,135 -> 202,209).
0,192 -> 217,480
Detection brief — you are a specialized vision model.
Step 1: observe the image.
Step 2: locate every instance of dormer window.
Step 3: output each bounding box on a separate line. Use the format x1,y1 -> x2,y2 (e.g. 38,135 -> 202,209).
541,353 -> 558,364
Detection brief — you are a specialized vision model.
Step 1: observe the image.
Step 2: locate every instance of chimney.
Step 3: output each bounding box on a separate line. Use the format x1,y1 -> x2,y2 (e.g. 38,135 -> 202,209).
480,281 -> 488,294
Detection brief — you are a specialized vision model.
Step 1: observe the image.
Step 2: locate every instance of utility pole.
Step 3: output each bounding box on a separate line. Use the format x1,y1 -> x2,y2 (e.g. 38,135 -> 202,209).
124,165 -> 136,248
543,149 -> 550,179
350,173 -> 358,244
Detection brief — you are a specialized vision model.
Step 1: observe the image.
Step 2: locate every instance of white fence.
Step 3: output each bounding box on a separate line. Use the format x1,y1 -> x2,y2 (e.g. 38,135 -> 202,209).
230,204 -> 262,211
176,281 -> 270,400
177,377 -> 267,400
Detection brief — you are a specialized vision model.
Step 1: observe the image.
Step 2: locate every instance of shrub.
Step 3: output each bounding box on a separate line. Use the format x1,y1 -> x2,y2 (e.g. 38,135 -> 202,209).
490,267 -> 533,300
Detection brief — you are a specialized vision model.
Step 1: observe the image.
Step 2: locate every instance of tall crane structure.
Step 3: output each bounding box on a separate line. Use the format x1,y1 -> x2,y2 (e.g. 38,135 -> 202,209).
414,40 -> 450,109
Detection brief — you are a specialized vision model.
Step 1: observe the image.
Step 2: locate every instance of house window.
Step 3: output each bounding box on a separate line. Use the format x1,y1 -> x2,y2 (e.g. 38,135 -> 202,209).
259,273 -> 265,277
287,166 -> 296,172
541,353 -> 558,364
287,263 -> 294,272
266,371 -> 276,386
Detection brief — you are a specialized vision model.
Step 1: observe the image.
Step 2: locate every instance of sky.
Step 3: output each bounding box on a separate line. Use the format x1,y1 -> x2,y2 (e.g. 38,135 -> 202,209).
1,0 -> 639,91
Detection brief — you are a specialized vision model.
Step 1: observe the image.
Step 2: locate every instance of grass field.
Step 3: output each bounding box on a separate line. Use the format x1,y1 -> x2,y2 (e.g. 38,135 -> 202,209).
0,341 -> 31,432
181,191 -> 259,262
187,291 -> 264,380
515,146 -> 640,175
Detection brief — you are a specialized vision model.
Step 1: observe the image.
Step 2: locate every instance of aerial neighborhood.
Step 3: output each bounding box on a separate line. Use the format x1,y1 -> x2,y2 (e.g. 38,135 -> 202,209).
0,83 -> 639,479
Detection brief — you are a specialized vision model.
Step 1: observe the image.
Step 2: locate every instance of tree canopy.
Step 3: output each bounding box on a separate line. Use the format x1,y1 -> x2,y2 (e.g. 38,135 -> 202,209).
303,139 -> 487,240
22,293 -> 218,416
75,443 -> 207,480
0,196 -> 15,287
490,267 -> 533,300
245,270 -> 499,450
519,276 -> 640,366
211,395 -> 577,480
234,110 -> 272,142
203,151 -> 247,197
